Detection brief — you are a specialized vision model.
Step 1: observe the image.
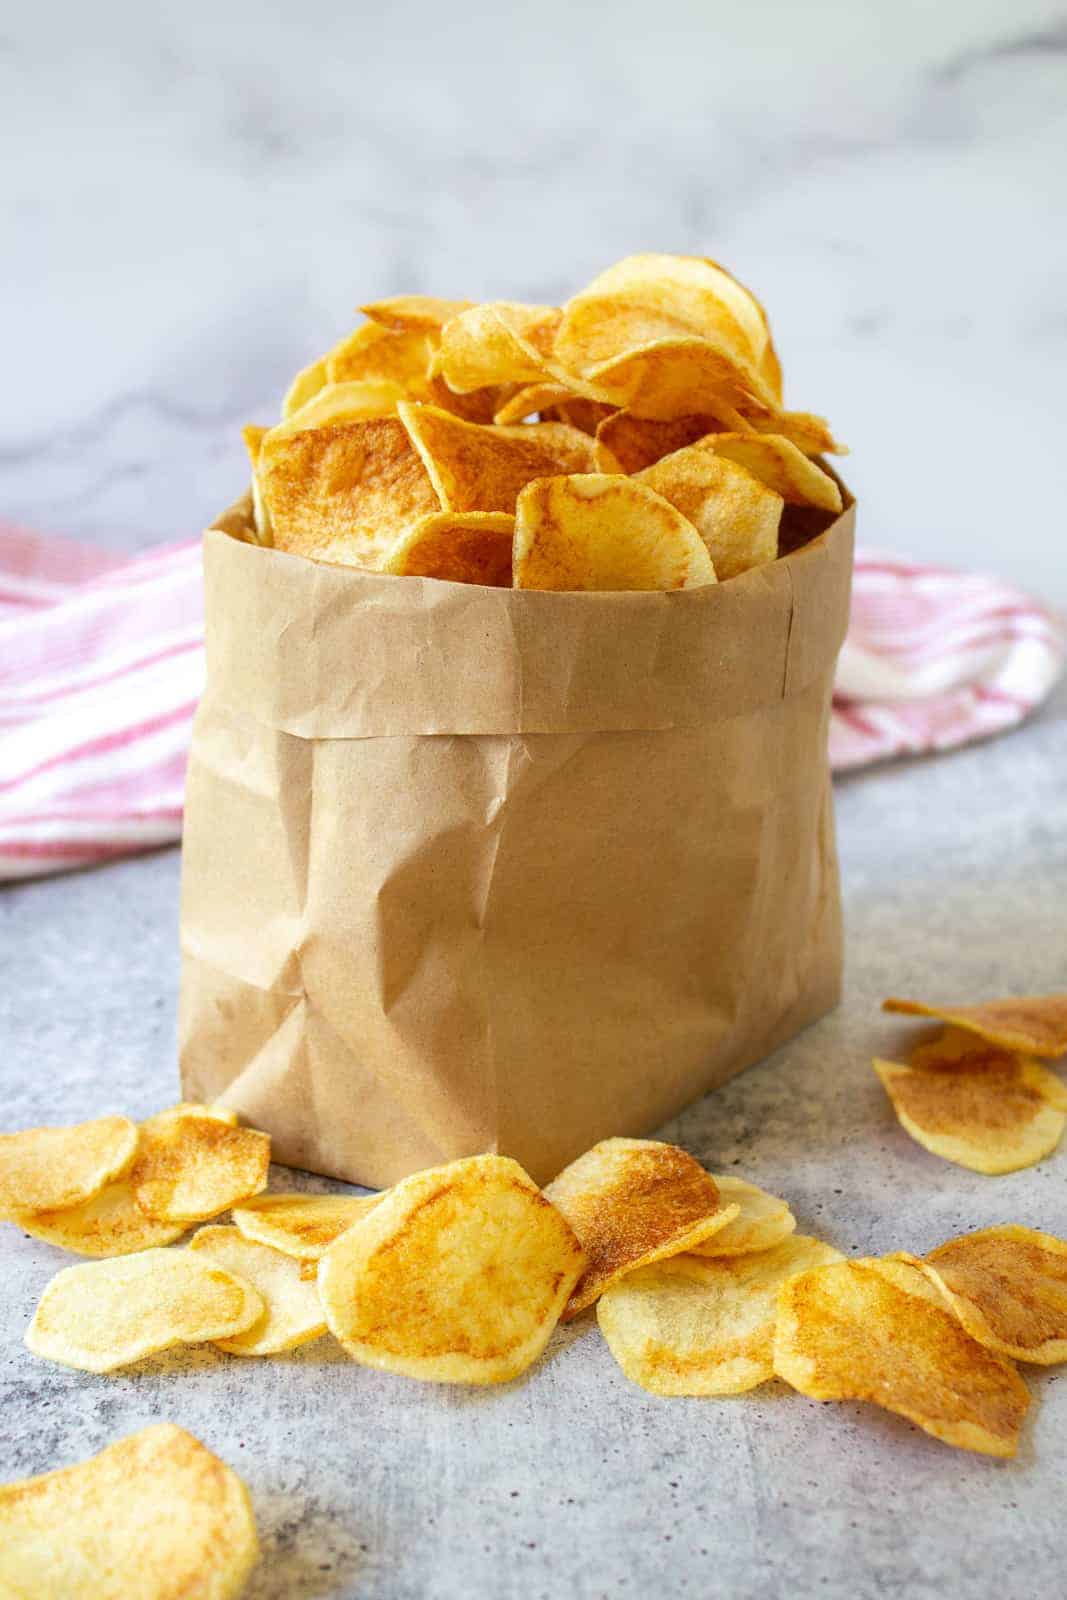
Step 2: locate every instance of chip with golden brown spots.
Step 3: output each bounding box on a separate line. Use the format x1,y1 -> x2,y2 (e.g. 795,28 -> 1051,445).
381,511 -> 515,586
638,443 -> 782,580
434,302 -> 563,392
688,1175 -> 797,1258
915,1226 -> 1067,1365
883,993 -> 1067,1059
399,402 -> 597,515
0,1116 -> 137,1218
361,295 -> 474,334
188,1226 -> 327,1356
699,433 -> 842,512
232,1192 -> 383,1260
130,1112 -> 270,1224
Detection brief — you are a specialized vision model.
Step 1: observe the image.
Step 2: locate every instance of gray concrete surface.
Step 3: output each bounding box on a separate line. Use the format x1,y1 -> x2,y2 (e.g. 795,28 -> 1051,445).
2,677 -> 1065,1600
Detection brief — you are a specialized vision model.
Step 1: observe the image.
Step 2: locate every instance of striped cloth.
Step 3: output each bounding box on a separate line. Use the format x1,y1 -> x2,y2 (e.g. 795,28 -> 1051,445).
0,528 -> 1063,880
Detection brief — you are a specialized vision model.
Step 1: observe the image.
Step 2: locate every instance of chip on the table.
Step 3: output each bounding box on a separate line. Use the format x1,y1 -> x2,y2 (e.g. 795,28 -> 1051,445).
0,1115 -> 137,1218
916,1225 -> 1067,1365
188,1225 -> 327,1355
232,1191 -> 383,1260
362,295 -> 474,334
883,994 -> 1067,1059
688,1175 -> 797,1257
433,302 -> 562,392
261,416 -> 440,570
399,402 -> 597,514
543,1137 -> 738,1319
513,474 -> 716,593
26,1248 -> 264,1373
14,1180 -> 186,1258
638,444 -> 782,579
598,1233 -> 841,1395
701,433 -> 842,512
130,1112 -> 270,1223
381,511 -> 515,586
318,1154 -> 584,1383
773,1254 -> 1030,1457
0,1423 -> 259,1600
873,1051 -> 1067,1174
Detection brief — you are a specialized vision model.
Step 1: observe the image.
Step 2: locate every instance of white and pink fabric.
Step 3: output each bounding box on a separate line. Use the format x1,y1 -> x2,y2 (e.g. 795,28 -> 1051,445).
0,526 -> 1063,881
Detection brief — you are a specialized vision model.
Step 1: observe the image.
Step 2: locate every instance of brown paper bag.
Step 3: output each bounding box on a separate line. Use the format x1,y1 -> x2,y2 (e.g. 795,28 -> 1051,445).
179,492 -> 854,1187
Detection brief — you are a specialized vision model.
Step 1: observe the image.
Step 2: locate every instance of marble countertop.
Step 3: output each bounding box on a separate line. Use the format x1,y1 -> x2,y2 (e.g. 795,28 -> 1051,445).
2,3 -> 1066,1597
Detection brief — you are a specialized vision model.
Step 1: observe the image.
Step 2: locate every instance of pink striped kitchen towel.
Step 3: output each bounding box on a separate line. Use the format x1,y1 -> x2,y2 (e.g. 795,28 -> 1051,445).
0,529 -> 1063,880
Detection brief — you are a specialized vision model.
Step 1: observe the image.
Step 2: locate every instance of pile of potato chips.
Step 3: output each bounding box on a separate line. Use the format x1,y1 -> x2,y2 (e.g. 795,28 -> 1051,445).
240,254 -> 846,590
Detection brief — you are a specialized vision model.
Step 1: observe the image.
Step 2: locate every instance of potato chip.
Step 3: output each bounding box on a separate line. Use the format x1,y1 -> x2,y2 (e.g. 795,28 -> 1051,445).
130,1112 -> 270,1223
0,1115 -> 137,1217
14,1180 -> 186,1258
241,426 -> 273,546
188,1225 -> 327,1354
493,382 -> 574,425
774,1255 -> 1030,1456
701,433 -> 842,512
638,444 -> 782,580
362,295 -> 474,334
232,1191 -> 383,1259
434,302 -> 562,392
540,397 -> 618,435
299,1257 -> 319,1282
513,474 -> 716,593
584,337 -> 777,423
399,402 -> 597,514
269,377 -> 407,438
318,1154 -> 584,1383
26,1248 -> 264,1372
595,411 -> 718,474
155,1101 -> 240,1126
756,410 -> 846,457
598,1234 -> 842,1394
282,355 -> 328,418
543,1138 -> 737,1318
884,994 -> 1067,1059
0,1423 -> 258,1600
873,1052 -> 1066,1174
382,511 -> 515,586
325,321 -> 434,392
688,1175 -> 797,1257
917,1226 -> 1067,1365
261,417 -> 440,570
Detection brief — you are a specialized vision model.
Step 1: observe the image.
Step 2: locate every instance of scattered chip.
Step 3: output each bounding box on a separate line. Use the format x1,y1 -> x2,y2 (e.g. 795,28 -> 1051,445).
638,444 -> 782,579
540,396 -> 618,435
399,402 -> 597,514
362,295 -> 474,334
701,433 -> 842,512
0,1423 -> 259,1600
774,1255 -> 1030,1457
688,1175 -> 797,1257
13,1180 -> 186,1258
598,1234 -> 842,1394
232,1192 -> 383,1260
917,1226 -> 1067,1365
381,511 -> 515,586
188,1226 -> 327,1355
543,1138 -> 737,1318
873,1051 -> 1067,1174
513,474 -> 716,593
318,1154 -> 584,1383
26,1248 -> 264,1373
0,1116 -> 137,1218
130,1112 -> 270,1224
884,994 -> 1067,1059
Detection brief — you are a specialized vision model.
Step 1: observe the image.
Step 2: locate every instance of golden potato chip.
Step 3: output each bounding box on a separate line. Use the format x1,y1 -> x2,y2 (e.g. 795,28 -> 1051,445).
0,1115 -> 137,1217
638,444 -> 782,580
26,1248 -> 264,1372
598,1234 -> 842,1395
299,1257 -> 319,1282
540,397 -> 618,435
493,382 -> 574,425
688,1175 -> 797,1258
156,1101 -> 240,1126
917,1226 -> 1067,1365
513,474 -> 716,593
774,1255 -> 1030,1456
282,355 -> 328,418
232,1191 -> 383,1259
701,433 -> 842,512
325,320 -> 434,392
0,1423 -> 258,1600
382,511 -> 515,586
756,410 -> 847,456
131,1112 -> 270,1223
318,1154 -> 584,1383
362,294 -> 474,334
595,411 -> 718,474
434,302 -> 562,392
584,337 -> 777,423
269,377 -> 407,437
399,402 -> 597,514
14,1180 -> 186,1258
543,1138 -> 737,1318
261,417 -> 440,570
241,426 -> 273,546
884,994 -> 1067,1059
873,1051 -> 1066,1174
188,1225 -> 327,1355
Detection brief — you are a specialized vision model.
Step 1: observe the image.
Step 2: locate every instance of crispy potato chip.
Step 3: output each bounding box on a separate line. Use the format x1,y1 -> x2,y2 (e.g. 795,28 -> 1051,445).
0,1116 -> 137,1217
873,1052 -> 1066,1174
14,1180 -> 186,1258
26,1248 -> 264,1372
188,1225 -> 327,1355
701,433 -> 842,512
270,377 -> 407,438
638,444 -> 781,580
916,1226 -> 1067,1365
0,1423 -> 258,1600
382,511 -> 515,586
540,397 -> 618,435
584,336 -> 777,422
326,321 -> 434,392
282,355 -> 329,418
756,410 -> 846,456
261,417 -> 440,570
513,474 -> 716,593
399,402 -> 597,515
299,1257 -> 319,1282
543,1138 -> 737,1318
688,1175 -> 797,1258
595,411 -> 718,474
156,1101 -> 240,1126
241,426 -> 273,546
434,303 -> 562,392
774,1255 -> 1030,1456
318,1154 -> 584,1383
598,1234 -> 842,1394
884,994 -> 1067,1059
131,1112 -> 270,1223
362,295 -> 474,334
232,1191 -> 383,1259
493,382 -> 574,425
